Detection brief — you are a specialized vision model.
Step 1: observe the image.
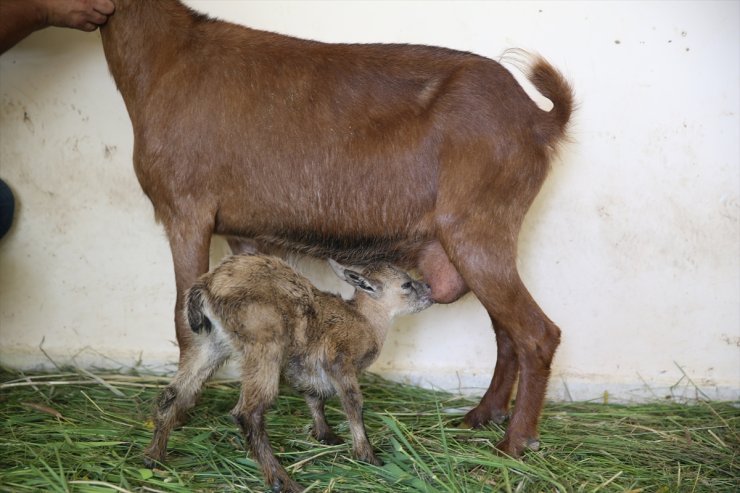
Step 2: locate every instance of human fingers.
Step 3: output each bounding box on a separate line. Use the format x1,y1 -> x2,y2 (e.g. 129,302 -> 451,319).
91,0 -> 115,16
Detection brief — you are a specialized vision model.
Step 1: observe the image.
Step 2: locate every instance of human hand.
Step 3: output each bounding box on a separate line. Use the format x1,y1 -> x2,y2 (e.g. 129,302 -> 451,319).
42,0 -> 115,32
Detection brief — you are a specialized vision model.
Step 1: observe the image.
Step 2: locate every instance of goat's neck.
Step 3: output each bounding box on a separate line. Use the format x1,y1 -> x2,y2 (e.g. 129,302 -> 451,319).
100,0 -> 193,111
352,295 -> 394,345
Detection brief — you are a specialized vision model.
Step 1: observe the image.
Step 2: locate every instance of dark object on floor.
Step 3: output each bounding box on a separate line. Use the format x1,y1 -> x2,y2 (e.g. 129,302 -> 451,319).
0,178 -> 15,239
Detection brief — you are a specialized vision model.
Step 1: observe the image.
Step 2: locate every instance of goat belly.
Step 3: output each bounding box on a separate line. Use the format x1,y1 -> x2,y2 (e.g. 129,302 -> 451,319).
284,357 -> 336,398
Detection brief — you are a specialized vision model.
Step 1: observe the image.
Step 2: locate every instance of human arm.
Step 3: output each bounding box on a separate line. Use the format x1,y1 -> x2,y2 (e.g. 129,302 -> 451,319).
0,0 -> 114,54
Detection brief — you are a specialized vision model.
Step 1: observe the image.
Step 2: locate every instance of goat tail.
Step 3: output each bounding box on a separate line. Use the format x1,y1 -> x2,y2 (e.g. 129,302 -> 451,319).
185,281 -> 213,335
500,49 -> 574,148
527,54 -> 574,144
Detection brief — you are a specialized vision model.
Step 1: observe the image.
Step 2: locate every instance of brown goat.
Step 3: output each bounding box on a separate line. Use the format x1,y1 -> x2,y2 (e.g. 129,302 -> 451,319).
100,1 -> 573,457
144,254 -> 433,492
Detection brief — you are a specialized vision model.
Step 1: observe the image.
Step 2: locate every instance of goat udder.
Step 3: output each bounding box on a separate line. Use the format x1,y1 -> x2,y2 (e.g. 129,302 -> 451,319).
418,242 -> 468,304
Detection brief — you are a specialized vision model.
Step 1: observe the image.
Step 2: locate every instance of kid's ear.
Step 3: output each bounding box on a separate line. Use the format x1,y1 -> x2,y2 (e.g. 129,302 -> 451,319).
345,270 -> 382,297
328,259 -> 382,298
328,258 -> 348,281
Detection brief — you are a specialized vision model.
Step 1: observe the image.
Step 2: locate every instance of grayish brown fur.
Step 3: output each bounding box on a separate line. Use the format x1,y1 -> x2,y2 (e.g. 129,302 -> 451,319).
144,254 -> 433,492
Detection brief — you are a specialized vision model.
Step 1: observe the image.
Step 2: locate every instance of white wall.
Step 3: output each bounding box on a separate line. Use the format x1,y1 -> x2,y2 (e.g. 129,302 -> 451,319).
0,1 -> 737,402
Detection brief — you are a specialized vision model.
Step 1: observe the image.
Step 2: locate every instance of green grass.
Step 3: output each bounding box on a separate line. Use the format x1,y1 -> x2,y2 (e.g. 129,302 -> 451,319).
0,369 -> 737,492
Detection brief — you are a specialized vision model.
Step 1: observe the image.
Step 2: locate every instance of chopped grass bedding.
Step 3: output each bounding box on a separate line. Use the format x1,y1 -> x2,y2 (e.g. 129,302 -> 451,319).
0,369 -> 737,492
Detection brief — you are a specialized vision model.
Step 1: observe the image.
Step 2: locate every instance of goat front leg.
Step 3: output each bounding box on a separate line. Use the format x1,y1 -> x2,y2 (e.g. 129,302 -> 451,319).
233,405 -> 302,493
329,368 -> 382,466
163,213 -> 214,365
305,394 -> 343,445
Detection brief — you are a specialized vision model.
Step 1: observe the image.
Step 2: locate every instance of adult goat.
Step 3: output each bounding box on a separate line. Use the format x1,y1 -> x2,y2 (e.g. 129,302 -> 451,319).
100,0 -> 574,457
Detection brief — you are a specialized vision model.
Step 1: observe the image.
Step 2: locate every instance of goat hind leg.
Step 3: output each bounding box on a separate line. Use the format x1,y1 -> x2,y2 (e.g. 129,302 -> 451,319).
473,274 -> 560,457
497,302 -> 560,456
147,210 -> 221,467
144,335 -> 229,467
417,240 -> 518,426
438,225 -> 560,457
305,394 -> 343,445
232,344 -> 302,493
462,325 -> 519,428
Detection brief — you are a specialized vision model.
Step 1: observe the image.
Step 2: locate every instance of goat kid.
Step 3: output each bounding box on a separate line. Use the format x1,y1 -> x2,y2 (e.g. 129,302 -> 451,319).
100,0 -> 574,457
144,254 -> 433,492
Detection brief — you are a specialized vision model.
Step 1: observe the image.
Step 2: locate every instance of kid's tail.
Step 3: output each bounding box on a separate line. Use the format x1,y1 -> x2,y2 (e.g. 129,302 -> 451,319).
185,281 -> 212,334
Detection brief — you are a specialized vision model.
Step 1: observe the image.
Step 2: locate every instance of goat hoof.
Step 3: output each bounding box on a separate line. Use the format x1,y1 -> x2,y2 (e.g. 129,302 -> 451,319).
358,453 -> 384,467
460,405 -> 507,429
315,431 -> 343,445
369,457 -> 385,467
526,438 -> 541,451
270,478 -> 287,492
270,477 -> 303,493
494,437 -> 523,458
495,435 -> 540,458
492,411 -> 509,425
460,407 -> 485,429
142,454 -> 161,469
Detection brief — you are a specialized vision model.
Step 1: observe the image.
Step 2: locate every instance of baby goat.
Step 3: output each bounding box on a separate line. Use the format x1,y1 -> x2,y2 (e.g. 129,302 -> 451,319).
144,254 -> 433,492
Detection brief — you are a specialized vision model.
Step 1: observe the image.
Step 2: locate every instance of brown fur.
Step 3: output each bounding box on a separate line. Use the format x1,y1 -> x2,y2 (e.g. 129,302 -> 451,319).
144,254 -> 433,492
100,0 -> 574,458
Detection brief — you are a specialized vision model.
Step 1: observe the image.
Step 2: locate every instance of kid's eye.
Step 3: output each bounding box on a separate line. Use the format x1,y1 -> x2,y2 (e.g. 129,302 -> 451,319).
401,282 -> 413,290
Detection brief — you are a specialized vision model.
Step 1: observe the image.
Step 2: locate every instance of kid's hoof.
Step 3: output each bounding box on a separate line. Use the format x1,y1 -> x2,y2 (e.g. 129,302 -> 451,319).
142,455 -> 160,469
369,457 -> 385,467
270,477 -> 303,493
358,452 -> 384,467
315,431 -> 343,445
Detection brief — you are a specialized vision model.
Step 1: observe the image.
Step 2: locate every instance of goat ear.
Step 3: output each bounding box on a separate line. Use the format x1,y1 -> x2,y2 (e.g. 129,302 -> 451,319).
328,259 -> 381,297
328,258 -> 348,281
344,270 -> 381,297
